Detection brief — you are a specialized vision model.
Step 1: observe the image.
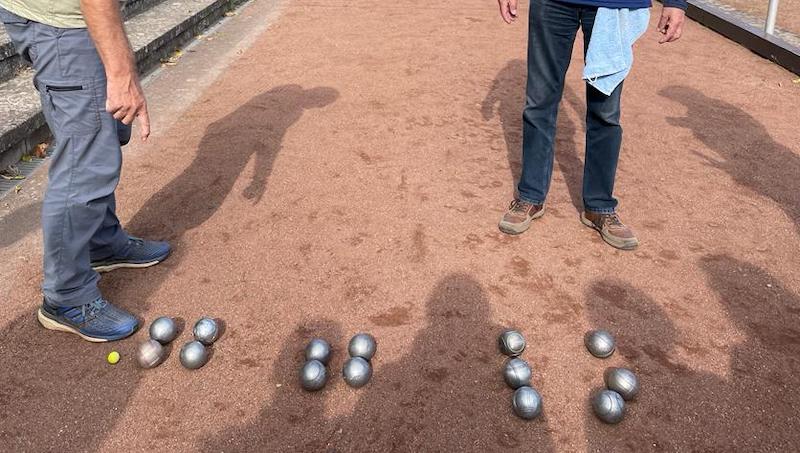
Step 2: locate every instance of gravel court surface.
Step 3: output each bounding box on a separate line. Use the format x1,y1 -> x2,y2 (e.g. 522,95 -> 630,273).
1,0 -> 799,451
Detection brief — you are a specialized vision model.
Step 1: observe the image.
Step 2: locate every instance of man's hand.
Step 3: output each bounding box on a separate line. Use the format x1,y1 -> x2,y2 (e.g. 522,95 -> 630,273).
82,0 -> 151,140
497,0 -> 519,24
658,7 -> 686,43
106,74 -> 150,139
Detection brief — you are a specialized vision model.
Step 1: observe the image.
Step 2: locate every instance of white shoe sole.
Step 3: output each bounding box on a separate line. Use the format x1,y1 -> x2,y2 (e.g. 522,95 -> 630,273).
37,309 -> 109,343
92,260 -> 161,273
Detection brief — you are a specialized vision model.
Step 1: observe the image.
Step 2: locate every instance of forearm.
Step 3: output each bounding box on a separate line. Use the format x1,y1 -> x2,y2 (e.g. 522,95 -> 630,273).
80,0 -> 136,79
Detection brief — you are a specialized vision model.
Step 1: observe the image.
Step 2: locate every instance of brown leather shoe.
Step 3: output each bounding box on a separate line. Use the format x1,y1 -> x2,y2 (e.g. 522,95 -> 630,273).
580,211 -> 639,250
499,199 -> 545,235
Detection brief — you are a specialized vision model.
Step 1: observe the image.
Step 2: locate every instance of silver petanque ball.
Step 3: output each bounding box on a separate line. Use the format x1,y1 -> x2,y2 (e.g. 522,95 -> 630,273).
604,367 -> 639,401
343,357 -> 372,388
300,360 -> 328,391
193,317 -> 219,346
348,333 -> 377,361
180,340 -> 209,370
584,330 -> 616,358
149,316 -> 178,344
512,386 -> 543,420
305,338 -> 332,365
137,339 -> 166,369
503,358 -> 532,389
592,389 -> 625,424
498,330 -> 526,357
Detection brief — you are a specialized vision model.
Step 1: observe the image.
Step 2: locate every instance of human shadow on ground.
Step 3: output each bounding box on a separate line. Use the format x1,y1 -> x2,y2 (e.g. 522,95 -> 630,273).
659,86 -> 800,232
0,200 -> 41,249
0,85 -> 338,452
482,59 -> 581,210
205,273 -> 555,452
583,268 -> 800,451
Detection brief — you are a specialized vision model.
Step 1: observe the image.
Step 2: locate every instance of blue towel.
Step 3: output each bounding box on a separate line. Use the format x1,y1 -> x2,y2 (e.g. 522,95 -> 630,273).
583,7 -> 650,96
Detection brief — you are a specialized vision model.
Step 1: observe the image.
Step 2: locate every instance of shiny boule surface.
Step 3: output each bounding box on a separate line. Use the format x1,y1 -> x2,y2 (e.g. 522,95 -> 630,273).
300,359 -> 328,391
604,367 -> 639,401
193,317 -> 219,345
180,340 -> 209,370
137,339 -> 166,369
512,386 -> 543,420
503,358 -> 532,389
342,357 -> 372,388
498,330 -> 526,357
592,390 -> 625,424
348,333 -> 377,360
149,317 -> 178,344
305,338 -> 332,365
584,330 -> 615,358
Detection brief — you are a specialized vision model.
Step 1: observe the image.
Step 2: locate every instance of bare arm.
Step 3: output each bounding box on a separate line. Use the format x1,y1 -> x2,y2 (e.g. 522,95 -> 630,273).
81,0 -> 150,140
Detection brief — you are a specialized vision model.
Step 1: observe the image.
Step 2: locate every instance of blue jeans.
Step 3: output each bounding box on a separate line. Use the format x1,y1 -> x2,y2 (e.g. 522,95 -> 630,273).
1,7 -> 131,307
519,0 -> 623,214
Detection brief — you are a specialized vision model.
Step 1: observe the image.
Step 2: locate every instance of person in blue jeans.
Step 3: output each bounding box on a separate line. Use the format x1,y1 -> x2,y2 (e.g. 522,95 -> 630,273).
496,0 -> 686,249
0,0 -> 169,341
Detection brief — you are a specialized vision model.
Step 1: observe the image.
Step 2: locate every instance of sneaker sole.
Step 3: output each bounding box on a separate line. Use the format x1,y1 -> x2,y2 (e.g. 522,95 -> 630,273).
37,308 -> 110,343
498,206 -> 546,235
91,259 -> 163,273
580,213 -> 639,250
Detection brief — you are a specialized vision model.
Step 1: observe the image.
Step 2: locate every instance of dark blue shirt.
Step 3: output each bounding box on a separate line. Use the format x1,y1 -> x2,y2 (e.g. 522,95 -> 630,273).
559,0 -> 688,10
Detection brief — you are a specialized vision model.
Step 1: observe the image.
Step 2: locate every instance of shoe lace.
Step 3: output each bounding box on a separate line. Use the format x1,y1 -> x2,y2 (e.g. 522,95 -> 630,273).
602,213 -> 623,228
509,199 -> 532,214
82,298 -> 108,321
128,237 -> 144,247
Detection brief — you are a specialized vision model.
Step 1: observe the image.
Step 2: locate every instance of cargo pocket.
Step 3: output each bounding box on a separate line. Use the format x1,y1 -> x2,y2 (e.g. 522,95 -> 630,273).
44,82 -> 101,136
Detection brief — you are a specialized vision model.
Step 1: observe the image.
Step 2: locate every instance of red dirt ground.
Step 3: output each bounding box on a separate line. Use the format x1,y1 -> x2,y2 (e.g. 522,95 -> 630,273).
1,0 -> 799,451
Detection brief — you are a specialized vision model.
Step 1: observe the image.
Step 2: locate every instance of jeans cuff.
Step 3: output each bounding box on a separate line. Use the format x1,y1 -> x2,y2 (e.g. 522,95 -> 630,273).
584,207 -> 616,215
43,284 -> 102,308
518,195 -> 544,206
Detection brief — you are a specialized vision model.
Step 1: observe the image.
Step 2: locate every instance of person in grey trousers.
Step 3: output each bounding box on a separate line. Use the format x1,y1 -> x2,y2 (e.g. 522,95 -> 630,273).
1,0 -> 170,341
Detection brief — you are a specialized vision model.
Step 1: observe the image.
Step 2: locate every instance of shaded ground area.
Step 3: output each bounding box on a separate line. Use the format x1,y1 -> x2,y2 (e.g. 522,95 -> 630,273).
1,0 -> 799,451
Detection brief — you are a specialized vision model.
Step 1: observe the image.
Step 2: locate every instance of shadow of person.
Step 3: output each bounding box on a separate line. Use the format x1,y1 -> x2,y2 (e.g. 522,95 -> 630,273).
557,85 -> 586,211
659,85 -> 800,232
208,318 -> 345,451
482,59 -> 580,210
583,274 -> 800,451
700,254 -> 800,449
105,84 -> 338,313
482,59 -> 527,184
203,273 -> 555,452
0,200 -> 42,248
0,85 -> 338,452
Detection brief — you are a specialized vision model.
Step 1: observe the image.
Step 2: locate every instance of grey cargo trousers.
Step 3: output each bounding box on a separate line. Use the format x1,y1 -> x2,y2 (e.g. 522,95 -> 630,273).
1,7 -> 132,307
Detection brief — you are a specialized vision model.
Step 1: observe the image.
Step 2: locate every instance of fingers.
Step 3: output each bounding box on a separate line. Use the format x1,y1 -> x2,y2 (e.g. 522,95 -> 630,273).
659,8 -> 686,43
509,0 -> 519,18
138,103 -> 150,141
657,13 -> 669,35
659,19 -> 684,43
668,18 -> 684,42
498,0 -> 513,24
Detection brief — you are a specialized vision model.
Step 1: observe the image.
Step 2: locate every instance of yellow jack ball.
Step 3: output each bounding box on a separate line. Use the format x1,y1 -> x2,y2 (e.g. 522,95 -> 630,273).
107,351 -> 120,365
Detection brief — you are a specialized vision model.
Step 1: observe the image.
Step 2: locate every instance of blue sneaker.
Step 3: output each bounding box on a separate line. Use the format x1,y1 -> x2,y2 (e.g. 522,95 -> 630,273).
37,297 -> 139,342
91,236 -> 171,273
